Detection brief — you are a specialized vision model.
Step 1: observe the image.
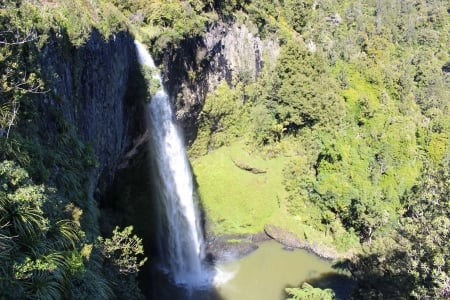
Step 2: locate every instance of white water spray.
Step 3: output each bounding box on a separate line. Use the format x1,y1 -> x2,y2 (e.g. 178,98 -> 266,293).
134,41 -> 206,287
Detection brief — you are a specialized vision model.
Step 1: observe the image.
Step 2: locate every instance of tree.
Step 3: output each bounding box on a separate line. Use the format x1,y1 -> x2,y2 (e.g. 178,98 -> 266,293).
98,226 -> 147,300
265,40 -> 344,134
0,3 -> 45,141
342,159 -> 450,299
400,160 -> 450,298
99,226 -> 147,275
283,0 -> 313,33
286,282 -> 335,300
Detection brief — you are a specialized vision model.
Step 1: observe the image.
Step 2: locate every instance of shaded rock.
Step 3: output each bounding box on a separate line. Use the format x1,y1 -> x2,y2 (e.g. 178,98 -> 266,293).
264,224 -> 340,260
282,246 -> 295,251
264,224 -> 305,248
39,30 -> 145,195
205,232 -> 269,262
231,158 -> 266,174
251,231 -> 271,243
206,240 -> 258,263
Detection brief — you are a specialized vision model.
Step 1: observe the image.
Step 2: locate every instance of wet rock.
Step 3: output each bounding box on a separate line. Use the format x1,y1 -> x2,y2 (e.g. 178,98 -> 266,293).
251,231 -> 271,243
264,224 -> 340,260
264,224 -> 304,248
205,233 -> 269,262
282,246 -> 295,251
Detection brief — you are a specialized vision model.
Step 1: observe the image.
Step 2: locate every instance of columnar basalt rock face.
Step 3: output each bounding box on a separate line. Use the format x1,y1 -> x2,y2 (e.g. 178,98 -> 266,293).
39,30 -> 145,194
30,21 -> 275,216
161,22 -> 280,143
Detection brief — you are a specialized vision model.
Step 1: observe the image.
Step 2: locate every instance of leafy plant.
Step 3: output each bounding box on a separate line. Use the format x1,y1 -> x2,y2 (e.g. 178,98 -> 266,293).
99,226 -> 147,275
286,282 -> 335,300
0,161 -> 81,299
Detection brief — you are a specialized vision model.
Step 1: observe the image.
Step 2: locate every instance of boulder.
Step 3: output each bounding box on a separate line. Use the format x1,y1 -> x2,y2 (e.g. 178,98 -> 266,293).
264,224 -> 306,249
264,224 -> 341,260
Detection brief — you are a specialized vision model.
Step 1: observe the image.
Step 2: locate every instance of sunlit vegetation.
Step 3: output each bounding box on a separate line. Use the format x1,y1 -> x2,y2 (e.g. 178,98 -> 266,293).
286,282 -> 335,300
0,1 -> 146,298
188,0 -> 449,299
192,142 -> 287,235
1,0 -> 449,298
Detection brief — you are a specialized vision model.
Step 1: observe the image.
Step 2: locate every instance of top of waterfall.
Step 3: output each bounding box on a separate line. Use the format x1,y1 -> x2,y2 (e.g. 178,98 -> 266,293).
134,40 -> 156,68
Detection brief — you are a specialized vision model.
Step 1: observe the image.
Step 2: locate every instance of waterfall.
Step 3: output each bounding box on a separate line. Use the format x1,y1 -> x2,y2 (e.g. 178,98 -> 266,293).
134,41 -> 206,287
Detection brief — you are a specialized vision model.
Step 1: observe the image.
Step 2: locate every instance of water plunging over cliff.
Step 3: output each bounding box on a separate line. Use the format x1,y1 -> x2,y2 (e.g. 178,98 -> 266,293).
134,41 -> 206,287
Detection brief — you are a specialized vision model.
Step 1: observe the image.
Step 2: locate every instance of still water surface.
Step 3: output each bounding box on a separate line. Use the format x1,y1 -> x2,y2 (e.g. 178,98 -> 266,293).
146,239 -> 352,300
213,240 -> 335,300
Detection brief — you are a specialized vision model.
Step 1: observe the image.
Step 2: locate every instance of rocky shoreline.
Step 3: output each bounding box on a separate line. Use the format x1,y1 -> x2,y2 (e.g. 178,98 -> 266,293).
264,224 -> 344,260
205,224 -> 349,263
205,232 -> 269,263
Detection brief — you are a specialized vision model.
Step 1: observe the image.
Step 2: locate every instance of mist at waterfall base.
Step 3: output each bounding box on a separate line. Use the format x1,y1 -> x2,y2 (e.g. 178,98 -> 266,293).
134,41 -> 352,300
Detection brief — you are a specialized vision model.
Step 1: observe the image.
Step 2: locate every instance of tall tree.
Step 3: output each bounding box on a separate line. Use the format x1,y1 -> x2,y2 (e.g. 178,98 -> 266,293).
342,158 -> 450,299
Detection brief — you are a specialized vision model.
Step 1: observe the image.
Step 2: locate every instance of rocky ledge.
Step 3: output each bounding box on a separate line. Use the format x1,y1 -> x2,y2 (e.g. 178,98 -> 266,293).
204,223 -> 351,263
205,232 -> 270,263
264,224 -> 343,260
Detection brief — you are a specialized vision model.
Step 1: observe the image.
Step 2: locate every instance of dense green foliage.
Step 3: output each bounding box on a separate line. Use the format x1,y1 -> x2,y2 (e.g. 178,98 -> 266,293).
108,0 -> 449,297
0,161 -> 146,299
1,0 -> 449,298
0,1 -> 146,298
109,0 -> 217,51
186,0 -> 449,298
0,160 -> 81,299
338,160 -> 450,299
286,282 -> 335,300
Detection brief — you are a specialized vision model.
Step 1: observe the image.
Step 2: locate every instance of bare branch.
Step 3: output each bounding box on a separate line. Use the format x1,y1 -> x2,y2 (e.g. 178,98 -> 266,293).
5,101 -> 19,139
0,26 -> 46,140
0,28 -> 38,45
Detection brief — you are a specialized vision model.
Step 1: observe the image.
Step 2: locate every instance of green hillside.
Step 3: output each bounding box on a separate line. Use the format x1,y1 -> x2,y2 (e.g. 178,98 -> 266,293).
1,0 -> 449,299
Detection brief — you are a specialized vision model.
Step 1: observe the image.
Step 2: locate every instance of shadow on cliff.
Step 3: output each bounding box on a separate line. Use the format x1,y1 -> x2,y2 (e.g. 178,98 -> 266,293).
98,35 -> 228,298
104,150 -> 226,299
98,31 -> 150,236
136,141 -> 225,300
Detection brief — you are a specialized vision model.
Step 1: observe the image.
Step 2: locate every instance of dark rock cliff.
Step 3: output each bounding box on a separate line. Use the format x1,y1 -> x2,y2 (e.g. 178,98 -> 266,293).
160,21 -> 279,143
38,29 -> 146,196
21,21 -> 276,241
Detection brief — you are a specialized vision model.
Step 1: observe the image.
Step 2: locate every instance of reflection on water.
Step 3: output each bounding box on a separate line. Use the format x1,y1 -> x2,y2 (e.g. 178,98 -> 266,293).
214,240 -> 344,300
306,272 -> 355,299
143,240 -> 353,300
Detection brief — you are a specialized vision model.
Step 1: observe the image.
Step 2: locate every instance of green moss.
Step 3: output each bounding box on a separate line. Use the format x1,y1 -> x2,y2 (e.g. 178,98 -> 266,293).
427,132 -> 449,164
191,141 -> 360,254
192,142 -> 286,235
339,64 -> 381,125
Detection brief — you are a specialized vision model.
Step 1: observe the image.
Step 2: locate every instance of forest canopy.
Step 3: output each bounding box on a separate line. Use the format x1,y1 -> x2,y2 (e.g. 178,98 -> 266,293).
0,0 -> 449,299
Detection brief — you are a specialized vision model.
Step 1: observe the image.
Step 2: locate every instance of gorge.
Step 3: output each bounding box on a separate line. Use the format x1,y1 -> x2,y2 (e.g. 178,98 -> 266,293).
1,1 -> 449,299
134,40 -> 345,300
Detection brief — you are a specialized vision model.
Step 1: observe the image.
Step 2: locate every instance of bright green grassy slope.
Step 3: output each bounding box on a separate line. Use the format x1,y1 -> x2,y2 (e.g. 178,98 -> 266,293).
192,142 -> 354,255
192,142 -> 286,235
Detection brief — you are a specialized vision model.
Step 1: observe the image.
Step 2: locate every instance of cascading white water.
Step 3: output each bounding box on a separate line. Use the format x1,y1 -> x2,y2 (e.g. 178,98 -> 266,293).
134,41 -> 206,287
